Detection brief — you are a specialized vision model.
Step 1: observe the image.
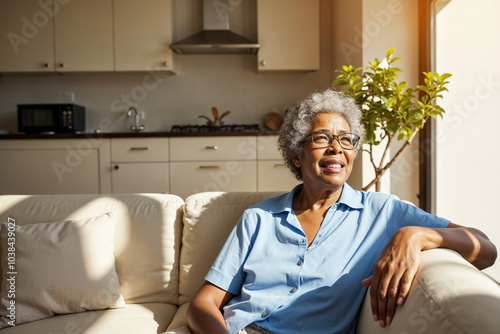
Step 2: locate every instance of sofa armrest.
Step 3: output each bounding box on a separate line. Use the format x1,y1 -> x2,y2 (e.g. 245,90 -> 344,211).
356,248 -> 500,333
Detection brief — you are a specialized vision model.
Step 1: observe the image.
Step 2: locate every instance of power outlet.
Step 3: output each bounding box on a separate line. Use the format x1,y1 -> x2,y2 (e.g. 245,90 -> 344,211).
64,92 -> 75,102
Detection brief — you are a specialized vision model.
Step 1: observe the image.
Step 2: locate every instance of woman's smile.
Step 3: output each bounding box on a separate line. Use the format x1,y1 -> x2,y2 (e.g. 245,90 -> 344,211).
320,158 -> 345,173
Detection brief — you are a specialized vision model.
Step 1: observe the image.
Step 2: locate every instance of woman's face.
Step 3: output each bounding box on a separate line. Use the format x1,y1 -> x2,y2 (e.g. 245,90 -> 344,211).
294,112 -> 356,190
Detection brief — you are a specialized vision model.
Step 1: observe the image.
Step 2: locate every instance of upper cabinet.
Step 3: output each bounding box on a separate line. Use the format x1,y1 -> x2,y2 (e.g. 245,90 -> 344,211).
54,0 -> 113,72
0,0 -> 175,73
257,0 -> 320,72
114,0 -> 174,72
0,0 -> 55,72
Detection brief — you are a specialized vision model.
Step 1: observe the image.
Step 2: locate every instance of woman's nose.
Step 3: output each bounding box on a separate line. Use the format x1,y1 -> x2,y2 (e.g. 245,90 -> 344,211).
327,137 -> 343,153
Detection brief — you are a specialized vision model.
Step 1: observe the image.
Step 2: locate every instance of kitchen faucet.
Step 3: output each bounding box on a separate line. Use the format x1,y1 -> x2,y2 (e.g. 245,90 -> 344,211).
127,106 -> 145,132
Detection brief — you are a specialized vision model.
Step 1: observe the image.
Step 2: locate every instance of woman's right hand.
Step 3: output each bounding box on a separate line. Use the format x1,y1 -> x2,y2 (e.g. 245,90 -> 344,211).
361,226 -> 423,328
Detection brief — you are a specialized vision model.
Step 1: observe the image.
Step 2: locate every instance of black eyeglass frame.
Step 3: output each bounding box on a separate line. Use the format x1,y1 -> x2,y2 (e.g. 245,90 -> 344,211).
301,131 -> 361,150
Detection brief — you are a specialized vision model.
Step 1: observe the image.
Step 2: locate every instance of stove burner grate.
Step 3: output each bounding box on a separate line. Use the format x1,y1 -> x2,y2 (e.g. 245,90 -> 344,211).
171,124 -> 260,133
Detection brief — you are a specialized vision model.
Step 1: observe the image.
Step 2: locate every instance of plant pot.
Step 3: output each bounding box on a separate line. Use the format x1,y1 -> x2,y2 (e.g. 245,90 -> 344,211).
207,121 -> 224,128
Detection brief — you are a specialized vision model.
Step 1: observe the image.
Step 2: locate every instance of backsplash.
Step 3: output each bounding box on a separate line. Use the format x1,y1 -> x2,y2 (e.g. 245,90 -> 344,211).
0,54 -> 331,133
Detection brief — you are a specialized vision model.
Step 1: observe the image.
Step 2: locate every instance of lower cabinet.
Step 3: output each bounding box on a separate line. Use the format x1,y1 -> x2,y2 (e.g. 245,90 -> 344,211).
0,135 -> 298,196
0,139 -> 110,194
257,161 -> 298,192
111,162 -> 169,194
110,138 -> 169,194
169,136 -> 258,199
170,161 -> 257,199
257,135 -> 300,192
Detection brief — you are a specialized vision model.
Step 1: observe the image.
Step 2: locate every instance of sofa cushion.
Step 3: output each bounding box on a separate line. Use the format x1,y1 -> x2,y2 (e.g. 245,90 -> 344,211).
0,303 -> 177,334
0,194 -> 184,305
164,302 -> 190,334
0,212 -> 125,328
179,191 -> 284,305
356,248 -> 500,333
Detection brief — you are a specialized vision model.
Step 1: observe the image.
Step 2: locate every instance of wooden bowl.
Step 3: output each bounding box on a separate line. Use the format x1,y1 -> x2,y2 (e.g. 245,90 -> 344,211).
264,112 -> 283,130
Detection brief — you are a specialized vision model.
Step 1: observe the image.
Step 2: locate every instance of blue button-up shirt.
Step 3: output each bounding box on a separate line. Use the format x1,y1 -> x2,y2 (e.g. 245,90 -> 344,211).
205,183 -> 450,334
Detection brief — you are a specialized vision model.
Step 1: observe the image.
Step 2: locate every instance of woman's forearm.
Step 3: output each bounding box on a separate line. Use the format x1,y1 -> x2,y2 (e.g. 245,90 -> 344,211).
414,223 -> 497,270
187,299 -> 229,334
186,282 -> 234,334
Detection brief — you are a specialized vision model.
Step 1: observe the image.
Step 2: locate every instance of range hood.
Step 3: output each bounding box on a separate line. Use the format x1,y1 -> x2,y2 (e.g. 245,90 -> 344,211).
169,0 -> 259,55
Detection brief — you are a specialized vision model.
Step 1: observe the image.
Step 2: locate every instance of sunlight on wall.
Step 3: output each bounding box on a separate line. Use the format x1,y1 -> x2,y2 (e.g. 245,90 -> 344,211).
435,0 -> 500,280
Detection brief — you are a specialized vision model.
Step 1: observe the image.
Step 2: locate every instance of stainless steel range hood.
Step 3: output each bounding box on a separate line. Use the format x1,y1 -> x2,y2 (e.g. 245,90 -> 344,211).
169,0 -> 259,55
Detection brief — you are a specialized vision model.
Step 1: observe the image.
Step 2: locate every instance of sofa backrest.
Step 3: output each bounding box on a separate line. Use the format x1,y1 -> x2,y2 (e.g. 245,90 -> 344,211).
178,191 -> 284,305
0,193 -> 184,305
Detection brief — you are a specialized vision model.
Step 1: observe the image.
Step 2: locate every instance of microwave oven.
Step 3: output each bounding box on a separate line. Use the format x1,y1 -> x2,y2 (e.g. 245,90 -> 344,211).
17,104 -> 85,134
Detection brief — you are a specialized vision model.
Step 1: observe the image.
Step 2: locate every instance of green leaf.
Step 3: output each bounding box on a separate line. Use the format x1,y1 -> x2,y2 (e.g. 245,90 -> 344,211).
331,47 -> 451,175
387,120 -> 399,134
386,47 -> 395,59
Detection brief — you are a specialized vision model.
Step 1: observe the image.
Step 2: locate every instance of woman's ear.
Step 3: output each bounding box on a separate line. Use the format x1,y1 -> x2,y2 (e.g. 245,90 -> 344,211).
292,156 -> 301,168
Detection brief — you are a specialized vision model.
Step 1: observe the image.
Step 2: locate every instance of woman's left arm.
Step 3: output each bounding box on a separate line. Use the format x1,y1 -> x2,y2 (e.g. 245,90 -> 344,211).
435,222 -> 497,269
362,223 -> 497,328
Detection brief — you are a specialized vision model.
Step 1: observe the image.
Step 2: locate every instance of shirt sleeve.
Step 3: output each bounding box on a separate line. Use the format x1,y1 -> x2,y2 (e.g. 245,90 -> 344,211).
384,195 -> 450,238
205,210 -> 258,295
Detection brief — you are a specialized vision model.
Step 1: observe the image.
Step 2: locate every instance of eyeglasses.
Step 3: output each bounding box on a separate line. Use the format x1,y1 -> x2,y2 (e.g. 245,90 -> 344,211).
301,131 -> 360,150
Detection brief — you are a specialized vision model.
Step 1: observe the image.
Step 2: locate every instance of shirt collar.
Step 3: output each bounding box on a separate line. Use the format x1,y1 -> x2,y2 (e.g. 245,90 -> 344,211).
272,182 -> 364,214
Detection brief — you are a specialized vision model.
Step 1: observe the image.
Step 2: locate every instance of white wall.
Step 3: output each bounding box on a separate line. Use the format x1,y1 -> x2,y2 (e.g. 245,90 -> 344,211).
435,0 -> 500,280
330,0 -> 421,200
341,0 -> 420,202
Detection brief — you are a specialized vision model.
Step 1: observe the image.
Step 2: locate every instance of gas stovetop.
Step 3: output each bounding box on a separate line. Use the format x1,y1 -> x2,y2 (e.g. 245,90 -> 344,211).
170,124 -> 260,133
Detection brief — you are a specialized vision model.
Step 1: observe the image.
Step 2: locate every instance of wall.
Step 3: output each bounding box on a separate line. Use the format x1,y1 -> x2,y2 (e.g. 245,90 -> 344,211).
331,0 -> 421,201
0,0 -> 332,134
435,0 -> 500,280
0,0 -> 422,201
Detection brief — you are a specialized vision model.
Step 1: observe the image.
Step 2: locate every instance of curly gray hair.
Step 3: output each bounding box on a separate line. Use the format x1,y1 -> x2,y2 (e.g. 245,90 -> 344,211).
277,89 -> 366,181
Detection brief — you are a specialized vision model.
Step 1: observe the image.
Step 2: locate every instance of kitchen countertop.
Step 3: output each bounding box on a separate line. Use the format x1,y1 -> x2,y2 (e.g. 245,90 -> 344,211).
0,129 -> 279,139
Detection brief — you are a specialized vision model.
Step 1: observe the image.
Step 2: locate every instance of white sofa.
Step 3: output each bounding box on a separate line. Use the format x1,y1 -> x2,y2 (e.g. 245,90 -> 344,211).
0,192 -> 499,334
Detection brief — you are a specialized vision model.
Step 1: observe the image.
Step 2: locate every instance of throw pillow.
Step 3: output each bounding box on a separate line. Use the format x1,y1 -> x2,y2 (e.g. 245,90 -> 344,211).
0,212 -> 125,328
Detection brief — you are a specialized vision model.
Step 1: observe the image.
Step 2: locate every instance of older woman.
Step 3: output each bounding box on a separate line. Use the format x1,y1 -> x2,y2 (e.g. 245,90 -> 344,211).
187,89 -> 496,334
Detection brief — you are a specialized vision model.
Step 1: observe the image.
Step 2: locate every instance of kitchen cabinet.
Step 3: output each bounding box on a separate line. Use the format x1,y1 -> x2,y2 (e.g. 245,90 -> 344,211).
257,135 -> 300,191
110,138 -> 169,193
0,0 -> 174,73
257,0 -> 320,72
169,137 -> 258,199
0,0 -> 56,72
114,0 -> 175,72
0,139 -> 111,194
0,0 -> 113,73
0,135 -> 295,197
54,0 -> 114,72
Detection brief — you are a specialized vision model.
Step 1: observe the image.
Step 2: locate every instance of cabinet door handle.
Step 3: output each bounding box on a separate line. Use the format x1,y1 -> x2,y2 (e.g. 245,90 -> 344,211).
44,63 -> 51,68
204,146 -> 218,150
114,165 -> 120,170
199,165 -> 221,169
59,63 -> 66,68
130,147 -> 150,151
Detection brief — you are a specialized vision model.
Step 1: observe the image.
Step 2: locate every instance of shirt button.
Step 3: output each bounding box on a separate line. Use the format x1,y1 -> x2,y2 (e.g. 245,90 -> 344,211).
290,287 -> 297,293
297,260 -> 303,266
262,310 -> 268,317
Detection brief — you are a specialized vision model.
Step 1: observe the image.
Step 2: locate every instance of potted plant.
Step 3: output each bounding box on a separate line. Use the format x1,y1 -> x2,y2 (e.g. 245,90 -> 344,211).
333,48 -> 451,191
